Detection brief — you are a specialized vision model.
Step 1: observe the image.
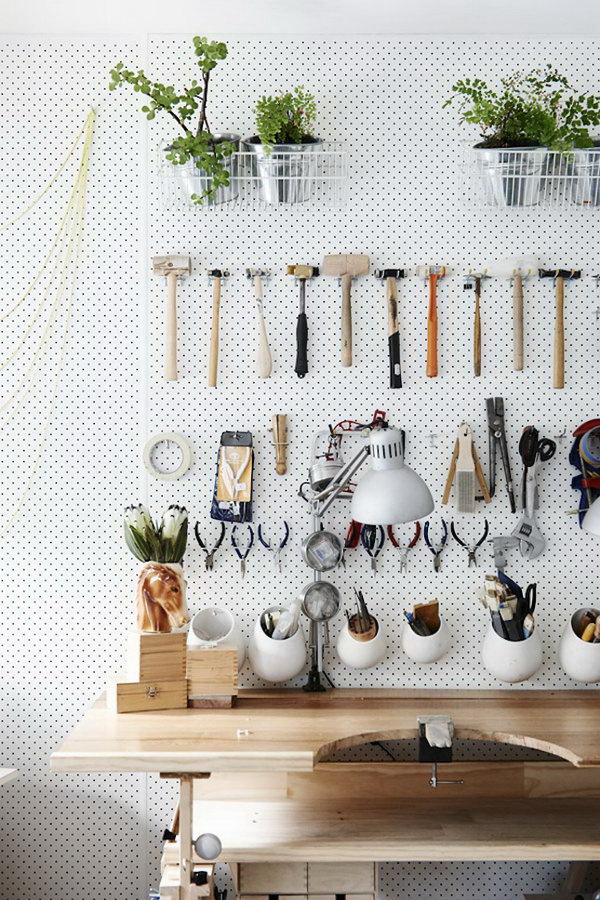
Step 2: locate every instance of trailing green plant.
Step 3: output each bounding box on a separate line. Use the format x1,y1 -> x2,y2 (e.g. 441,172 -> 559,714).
124,504 -> 188,564
254,86 -> 317,152
443,64 -> 600,151
109,36 -> 234,203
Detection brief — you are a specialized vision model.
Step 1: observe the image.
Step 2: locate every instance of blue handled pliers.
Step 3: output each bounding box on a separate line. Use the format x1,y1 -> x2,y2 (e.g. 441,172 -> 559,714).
360,523 -> 385,572
231,524 -> 254,579
258,521 -> 290,571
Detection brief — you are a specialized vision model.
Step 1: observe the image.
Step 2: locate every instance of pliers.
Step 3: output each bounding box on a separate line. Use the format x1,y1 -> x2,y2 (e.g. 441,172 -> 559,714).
450,519 -> 489,567
424,519 -> 448,572
194,521 -> 226,570
360,523 -> 385,572
231,524 -> 254,578
486,397 -> 516,513
258,521 -> 290,571
387,522 -> 421,572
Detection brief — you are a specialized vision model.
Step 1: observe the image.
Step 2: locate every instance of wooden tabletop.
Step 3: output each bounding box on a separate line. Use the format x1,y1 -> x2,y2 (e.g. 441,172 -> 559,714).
51,688 -> 600,773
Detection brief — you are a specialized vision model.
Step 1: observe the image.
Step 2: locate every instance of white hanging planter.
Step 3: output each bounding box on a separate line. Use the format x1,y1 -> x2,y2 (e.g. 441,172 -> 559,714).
401,617 -> 451,664
559,609 -> 600,683
248,607 -> 306,682
336,616 -> 386,669
481,623 -> 542,683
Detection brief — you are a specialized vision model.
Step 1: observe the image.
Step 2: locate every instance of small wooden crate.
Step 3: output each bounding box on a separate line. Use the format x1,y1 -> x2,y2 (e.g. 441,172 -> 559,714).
186,648 -> 238,708
107,677 -> 188,714
127,631 -> 187,682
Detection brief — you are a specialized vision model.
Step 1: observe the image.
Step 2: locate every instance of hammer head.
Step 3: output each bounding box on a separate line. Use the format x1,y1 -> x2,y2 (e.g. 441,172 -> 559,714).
374,268 -> 405,279
539,268 -> 581,280
417,265 -> 448,278
207,268 -> 229,278
246,268 -> 270,279
287,264 -> 319,278
152,255 -> 191,277
321,254 -> 370,278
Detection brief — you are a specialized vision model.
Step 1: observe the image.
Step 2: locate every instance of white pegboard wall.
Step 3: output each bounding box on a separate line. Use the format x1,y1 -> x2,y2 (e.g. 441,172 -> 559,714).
0,33 -> 598,900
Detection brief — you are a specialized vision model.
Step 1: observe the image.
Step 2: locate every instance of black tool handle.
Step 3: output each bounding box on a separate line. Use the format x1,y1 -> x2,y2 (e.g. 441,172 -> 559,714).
388,332 -> 402,388
295,312 -> 308,378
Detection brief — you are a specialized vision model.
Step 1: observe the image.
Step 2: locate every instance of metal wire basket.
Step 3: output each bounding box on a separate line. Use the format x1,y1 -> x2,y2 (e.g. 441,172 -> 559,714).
462,145 -> 600,209
157,141 -> 349,209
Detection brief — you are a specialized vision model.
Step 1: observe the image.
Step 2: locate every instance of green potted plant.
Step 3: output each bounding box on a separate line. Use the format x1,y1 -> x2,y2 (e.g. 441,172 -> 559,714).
444,65 -> 600,206
243,86 -> 322,204
109,37 -> 239,205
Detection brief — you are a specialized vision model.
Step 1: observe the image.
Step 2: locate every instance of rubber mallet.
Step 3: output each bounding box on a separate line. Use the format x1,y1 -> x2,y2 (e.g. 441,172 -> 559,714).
374,269 -> 405,388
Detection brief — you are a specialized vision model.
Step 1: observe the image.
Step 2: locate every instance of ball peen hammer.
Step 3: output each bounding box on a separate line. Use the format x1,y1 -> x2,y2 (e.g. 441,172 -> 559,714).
417,265 -> 449,378
207,269 -> 229,388
152,255 -> 192,381
374,268 -> 405,388
539,268 -> 581,389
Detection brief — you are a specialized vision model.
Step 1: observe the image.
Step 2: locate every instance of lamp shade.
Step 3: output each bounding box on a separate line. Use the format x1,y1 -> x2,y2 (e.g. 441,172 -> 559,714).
583,497 -> 600,536
350,427 -> 434,525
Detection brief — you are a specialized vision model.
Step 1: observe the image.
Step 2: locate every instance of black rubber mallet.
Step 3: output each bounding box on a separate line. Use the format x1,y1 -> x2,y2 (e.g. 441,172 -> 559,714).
374,268 -> 405,388
287,264 -> 319,378
539,268 -> 581,389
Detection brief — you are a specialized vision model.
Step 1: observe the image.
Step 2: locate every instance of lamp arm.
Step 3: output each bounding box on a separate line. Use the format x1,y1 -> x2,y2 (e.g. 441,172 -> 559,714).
312,444 -> 371,518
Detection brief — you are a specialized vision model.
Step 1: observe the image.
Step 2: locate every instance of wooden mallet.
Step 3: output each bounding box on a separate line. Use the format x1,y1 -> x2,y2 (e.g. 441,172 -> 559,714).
539,268 -> 581,389
417,266 -> 449,378
152,255 -> 192,381
321,253 -> 370,366
207,269 -> 229,388
374,268 -> 405,388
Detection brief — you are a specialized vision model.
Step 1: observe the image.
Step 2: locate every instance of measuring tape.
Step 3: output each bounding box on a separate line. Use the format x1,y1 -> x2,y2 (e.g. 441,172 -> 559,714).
143,432 -> 193,481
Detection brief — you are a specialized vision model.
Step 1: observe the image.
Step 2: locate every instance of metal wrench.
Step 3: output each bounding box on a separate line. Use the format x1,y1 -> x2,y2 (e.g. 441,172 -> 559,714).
511,459 -> 546,559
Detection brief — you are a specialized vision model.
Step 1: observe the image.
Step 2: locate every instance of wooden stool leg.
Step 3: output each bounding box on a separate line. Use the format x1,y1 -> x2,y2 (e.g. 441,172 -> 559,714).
563,861 -> 589,894
179,776 -> 193,899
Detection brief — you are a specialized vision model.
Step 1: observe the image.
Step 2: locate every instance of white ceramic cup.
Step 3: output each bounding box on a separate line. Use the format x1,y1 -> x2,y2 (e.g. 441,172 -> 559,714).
481,622 -> 542,683
187,606 -> 246,669
336,616 -> 386,669
248,607 -> 306,682
401,617 -> 450,664
559,609 -> 600,683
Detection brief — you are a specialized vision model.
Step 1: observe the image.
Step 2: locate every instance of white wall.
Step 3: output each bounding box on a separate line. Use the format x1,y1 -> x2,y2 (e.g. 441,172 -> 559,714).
2,0 -> 600,36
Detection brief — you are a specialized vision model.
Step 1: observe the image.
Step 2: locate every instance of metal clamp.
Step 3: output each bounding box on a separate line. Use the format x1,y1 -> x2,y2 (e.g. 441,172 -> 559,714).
418,715 -> 464,788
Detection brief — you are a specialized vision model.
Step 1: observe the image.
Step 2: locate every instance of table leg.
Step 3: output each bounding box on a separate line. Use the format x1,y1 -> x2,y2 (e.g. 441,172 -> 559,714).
179,775 -> 193,899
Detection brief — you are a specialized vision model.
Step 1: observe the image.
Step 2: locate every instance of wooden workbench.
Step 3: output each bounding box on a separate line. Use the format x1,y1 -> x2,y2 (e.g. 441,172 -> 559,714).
52,689 -> 600,893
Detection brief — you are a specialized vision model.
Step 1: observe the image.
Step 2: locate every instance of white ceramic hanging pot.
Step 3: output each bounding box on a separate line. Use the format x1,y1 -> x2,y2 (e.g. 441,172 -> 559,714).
481,622 -> 542,683
187,606 -> 246,669
336,616 -> 386,669
248,607 -> 306,682
559,610 -> 600,683
401,617 -> 451,664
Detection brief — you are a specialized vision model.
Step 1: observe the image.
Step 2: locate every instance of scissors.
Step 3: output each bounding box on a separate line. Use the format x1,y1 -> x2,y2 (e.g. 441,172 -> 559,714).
194,521 -> 226,570
387,522 -> 421,572
231,524 -> 254,578
258,521 -> 290,571
360,524 -> 385,572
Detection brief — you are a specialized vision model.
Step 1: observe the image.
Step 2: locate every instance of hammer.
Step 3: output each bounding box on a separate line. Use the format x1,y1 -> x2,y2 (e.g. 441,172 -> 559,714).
246,268 -> 272,378
152,255 -> 192,381
287,264 -> 319,378
539,268 -> 581,388
207,269 -> 229,388
417,266 -> 448,378
374,269 -> 405,388
464,270 -> 490,377
322,254 -> 370,366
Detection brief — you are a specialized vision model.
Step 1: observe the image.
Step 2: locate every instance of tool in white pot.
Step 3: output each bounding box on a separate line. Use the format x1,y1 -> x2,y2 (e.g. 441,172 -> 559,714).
374,268 -> 405,388
207,268 -> 229,388
152,255 -> 192,381
246,268 -> 272,378
539,268 -> 581,388
482,257 -> 540,371
417,266 -> 449,378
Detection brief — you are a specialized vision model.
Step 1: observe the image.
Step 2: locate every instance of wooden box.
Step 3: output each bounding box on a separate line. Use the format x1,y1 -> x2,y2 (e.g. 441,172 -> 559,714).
186,649 -> 238,708
107,677 -> 187,714
127,631 -> 187,682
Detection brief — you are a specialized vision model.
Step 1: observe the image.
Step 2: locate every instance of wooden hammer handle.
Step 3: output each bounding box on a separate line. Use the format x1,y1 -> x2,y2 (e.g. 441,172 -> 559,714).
341,273 -> 353,367
386,276 -> 401,388
473,279 -> 481,377
254,276 -> 272,378
164,271 -> 178,381
553,275 -> 565,389
513,273 -> 524,371
208,276 -> 221,388
426,274 -> 439,378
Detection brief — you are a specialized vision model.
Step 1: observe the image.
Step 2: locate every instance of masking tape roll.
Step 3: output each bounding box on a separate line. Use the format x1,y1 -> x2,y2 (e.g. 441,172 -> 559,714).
143,432 -> 192,481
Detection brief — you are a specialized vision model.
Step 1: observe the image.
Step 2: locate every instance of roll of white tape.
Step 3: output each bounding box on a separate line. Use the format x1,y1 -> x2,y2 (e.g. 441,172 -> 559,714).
143,432 -> 192,481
